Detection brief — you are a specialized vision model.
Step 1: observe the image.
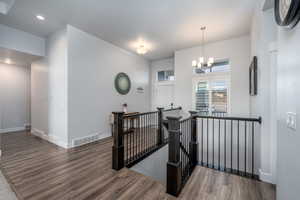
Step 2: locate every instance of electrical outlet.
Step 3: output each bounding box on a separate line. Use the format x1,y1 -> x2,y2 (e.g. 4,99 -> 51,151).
287,112 -> 297,130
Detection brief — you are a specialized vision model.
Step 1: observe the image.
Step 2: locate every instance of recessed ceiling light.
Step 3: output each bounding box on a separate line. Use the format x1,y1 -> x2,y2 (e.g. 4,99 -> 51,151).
36,15 -> 45,21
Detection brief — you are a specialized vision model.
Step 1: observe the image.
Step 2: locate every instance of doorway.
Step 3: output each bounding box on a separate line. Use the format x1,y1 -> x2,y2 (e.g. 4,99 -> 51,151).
152,83 -> 174,110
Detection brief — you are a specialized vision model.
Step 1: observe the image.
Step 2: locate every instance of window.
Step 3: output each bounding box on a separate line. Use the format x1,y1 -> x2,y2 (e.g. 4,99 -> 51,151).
194,79 -> 229,115
195,60 -> 230,74
211,81 -> 228,113
157,70 -> 174,81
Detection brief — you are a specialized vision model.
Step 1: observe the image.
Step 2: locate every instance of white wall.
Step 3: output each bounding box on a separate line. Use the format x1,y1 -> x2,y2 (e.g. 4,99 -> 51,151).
0,24 -> 45,57
174,35 -> 251,115
150,58 -> 174,109
131,145 -> 168,185
0,63 -> 30,133
67,25 -> 150,144
31,28 -> 68,148
31,60 -> 49,136
276,22 -> 300,200
250,3 -> 278,183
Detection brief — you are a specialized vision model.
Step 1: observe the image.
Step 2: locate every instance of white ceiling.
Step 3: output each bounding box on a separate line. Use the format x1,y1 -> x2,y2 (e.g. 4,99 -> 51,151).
0,0 -> 257,60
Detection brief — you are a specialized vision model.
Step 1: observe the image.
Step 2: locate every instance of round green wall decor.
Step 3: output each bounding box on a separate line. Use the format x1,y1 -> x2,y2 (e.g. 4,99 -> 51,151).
115,72 -> 131,95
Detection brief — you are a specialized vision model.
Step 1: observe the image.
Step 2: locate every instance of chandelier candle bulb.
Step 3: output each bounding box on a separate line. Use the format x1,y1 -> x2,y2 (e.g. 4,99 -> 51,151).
199,57 -> 204,64
192,60 -> 197,67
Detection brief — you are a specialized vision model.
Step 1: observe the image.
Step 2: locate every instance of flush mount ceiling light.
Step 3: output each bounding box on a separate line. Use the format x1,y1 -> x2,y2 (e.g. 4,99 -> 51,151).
4,58 -> 11,64
192,27 -> 214,69
36,15 -> 45,21
136,44 -> 148,55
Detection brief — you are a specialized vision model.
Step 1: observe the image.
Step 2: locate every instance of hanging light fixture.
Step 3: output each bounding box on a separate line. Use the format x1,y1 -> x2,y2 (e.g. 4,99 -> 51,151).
192,27 -> 214,69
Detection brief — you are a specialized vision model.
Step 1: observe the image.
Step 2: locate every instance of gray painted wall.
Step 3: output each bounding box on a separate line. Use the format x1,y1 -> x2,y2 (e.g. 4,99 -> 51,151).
0,63 -> 30,133
174,35 -> 251,115
31,28 -> 69,148
131,145 -> 168,185
276,25 -> 300,200
31,25 -> 150,148
67,25 -> 150,143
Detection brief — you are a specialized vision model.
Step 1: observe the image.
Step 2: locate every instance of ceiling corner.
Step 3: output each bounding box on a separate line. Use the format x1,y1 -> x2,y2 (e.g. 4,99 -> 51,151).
0,0 -> 15,15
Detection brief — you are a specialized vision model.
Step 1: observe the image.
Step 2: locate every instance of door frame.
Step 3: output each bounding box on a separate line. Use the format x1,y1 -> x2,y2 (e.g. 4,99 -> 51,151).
152,82 -> 175,110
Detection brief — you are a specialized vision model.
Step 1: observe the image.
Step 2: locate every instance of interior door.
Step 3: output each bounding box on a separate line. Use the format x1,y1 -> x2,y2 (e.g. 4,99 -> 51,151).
153,84 -> 174,109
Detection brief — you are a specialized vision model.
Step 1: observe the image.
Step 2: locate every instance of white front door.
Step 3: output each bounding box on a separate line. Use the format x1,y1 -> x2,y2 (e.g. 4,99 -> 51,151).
152,84 -> 174,110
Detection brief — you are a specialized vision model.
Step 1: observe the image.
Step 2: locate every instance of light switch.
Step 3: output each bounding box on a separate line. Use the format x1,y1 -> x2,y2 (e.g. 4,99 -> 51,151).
287,112 -> 297,130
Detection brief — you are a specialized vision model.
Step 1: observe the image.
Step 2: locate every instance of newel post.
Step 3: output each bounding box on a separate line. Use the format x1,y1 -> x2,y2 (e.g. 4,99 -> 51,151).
157,107 -> 164,145
166,116 -> 182,196
189,111 -> 199,169
112,112 -> 125,170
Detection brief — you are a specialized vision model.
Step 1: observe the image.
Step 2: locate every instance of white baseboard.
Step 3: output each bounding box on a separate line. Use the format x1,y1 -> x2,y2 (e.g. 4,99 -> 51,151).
31,128 -> 69,149
31,129 -> 110,149
0,127 -> 26,134
259,169 -> 275,184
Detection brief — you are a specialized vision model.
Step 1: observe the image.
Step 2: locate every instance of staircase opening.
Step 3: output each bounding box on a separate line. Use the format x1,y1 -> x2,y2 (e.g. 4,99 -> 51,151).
111,107 -> 262,197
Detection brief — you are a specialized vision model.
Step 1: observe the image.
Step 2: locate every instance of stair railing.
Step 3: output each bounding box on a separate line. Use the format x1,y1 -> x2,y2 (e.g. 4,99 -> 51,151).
166,111 -> 198,197
112,107 -> 182,170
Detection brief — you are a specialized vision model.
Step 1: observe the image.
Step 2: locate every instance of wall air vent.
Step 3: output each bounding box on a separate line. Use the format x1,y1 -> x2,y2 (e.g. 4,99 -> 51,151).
72,134 -> 100,147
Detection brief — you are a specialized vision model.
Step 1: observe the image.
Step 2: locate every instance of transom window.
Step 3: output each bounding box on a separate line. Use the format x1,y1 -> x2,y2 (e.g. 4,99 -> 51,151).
195,60 -> 230,74
157,70 -> 175,81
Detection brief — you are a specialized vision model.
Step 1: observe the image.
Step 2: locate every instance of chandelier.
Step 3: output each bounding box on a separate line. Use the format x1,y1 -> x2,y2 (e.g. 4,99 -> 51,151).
192,27 -> 214,69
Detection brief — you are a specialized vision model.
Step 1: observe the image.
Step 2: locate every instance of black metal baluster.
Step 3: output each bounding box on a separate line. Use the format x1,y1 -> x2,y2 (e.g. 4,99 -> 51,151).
212,119 -> 215,168
180,123 -> 183,176
182,123 -> 184,172
224,120 -> 227,171
151,113 -> 153,149
126,118 -> 128,163
144,115 -> 147,152
144,114 -> 147,152
252,122 -> 254,178
133,117 -> 135,159
127,118 -> 130,162
156,113 -> 158,145
131,118 -> 133,161
138,116 -> 141,158
201,119 -> 203,165
183,123 -> 186,174
231,120 -> 233,173
149,114 -> 151,150
146,114 -> 149,152
237,120 -> 240,174
143,115 -> 145,153
125,118 -> 128,164
207,119 -> 209,167
218,119 -> 221,170
245,121 -> 247,176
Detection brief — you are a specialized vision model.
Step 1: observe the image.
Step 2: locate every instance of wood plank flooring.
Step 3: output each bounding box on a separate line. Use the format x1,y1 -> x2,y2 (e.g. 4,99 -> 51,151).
0,131 -> 275,200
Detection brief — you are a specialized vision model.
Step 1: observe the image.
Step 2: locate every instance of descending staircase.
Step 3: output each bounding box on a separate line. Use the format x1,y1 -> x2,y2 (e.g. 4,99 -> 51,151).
111,107 -> 262,197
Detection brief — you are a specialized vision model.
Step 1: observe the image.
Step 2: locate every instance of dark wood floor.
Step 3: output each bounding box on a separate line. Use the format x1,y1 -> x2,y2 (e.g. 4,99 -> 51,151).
0,131 -> 276,200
